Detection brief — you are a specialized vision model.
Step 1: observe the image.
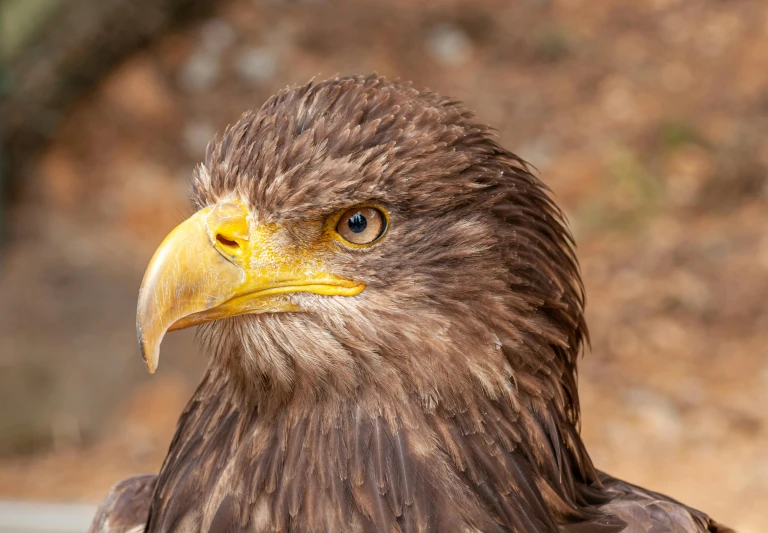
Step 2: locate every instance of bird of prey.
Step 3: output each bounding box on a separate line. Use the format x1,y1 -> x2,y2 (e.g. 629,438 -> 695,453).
90,75 -> 731,533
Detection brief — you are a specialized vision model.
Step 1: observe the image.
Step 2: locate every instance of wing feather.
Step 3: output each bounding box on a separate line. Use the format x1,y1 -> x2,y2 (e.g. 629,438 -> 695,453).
598,472 -> 734,533
89,474 -> 156,533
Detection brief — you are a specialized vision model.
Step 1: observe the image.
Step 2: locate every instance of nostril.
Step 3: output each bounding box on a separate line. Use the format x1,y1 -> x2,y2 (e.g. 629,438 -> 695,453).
216,234 -> 239,248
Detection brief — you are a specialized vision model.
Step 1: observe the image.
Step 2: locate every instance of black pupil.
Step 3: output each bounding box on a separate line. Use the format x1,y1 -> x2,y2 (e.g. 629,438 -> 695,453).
348,212 -> 367,233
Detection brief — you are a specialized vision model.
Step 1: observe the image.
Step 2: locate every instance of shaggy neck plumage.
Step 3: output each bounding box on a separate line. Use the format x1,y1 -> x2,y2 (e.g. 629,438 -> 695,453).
146,321 -> 611,533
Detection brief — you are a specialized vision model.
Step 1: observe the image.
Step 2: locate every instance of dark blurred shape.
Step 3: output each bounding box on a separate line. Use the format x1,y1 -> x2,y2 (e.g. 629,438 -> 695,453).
0,0 -> 217,231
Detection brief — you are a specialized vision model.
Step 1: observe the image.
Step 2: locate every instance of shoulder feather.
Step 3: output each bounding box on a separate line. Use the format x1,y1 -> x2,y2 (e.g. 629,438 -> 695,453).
89,474 -> 156,533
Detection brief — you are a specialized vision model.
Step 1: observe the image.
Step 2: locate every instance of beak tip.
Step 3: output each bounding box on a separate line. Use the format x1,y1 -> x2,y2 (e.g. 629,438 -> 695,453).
141,349 -> 158,374
137,329 -> 159,374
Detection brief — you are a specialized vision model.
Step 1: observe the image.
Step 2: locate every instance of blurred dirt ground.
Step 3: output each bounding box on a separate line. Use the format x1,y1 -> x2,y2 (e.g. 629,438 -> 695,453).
0,0 -> 766,531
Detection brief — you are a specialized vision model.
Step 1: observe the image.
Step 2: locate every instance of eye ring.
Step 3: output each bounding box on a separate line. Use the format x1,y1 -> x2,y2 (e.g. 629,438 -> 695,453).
331,206 -> 389,247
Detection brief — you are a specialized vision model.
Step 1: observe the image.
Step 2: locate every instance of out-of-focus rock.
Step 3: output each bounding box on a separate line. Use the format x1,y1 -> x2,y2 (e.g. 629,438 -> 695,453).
199,19 -> 237,55
177,19 -> 237,93
234,46 -> 278,85
178,50 -> 221,92
182,120 -> 217,158
426,24 -> 471,67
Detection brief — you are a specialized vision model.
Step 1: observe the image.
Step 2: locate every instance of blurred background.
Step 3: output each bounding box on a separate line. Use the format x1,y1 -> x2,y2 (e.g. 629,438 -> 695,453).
1,0 -> 766,531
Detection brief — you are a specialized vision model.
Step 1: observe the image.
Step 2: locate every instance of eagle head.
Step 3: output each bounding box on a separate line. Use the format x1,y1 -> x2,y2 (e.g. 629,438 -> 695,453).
137,74 -> 584,419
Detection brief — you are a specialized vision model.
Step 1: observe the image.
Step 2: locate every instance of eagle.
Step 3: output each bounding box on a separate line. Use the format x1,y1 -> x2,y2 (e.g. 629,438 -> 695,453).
89,75 -> 731,533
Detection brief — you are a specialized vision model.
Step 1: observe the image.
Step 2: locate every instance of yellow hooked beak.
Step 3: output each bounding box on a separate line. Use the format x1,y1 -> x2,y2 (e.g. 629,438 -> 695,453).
136,200 -> 365,373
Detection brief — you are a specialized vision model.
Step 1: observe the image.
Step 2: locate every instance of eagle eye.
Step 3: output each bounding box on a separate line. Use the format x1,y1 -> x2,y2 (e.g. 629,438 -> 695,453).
335,207 -> 387,246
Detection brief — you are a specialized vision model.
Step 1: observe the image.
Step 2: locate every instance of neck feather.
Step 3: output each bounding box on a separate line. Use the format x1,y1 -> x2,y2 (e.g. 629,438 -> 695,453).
147,359 -> 613,533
